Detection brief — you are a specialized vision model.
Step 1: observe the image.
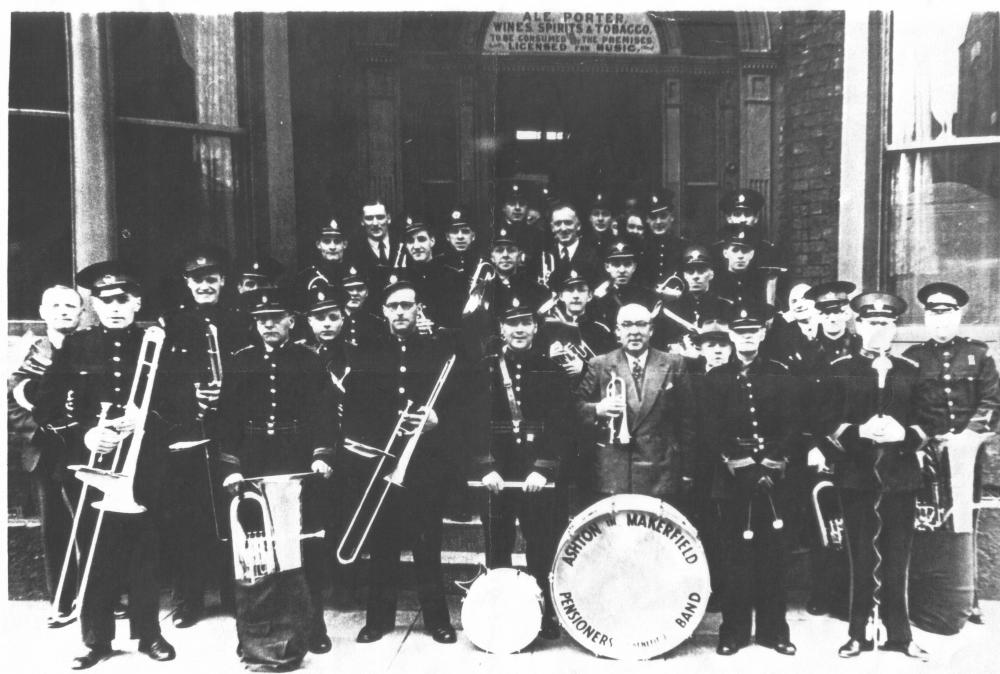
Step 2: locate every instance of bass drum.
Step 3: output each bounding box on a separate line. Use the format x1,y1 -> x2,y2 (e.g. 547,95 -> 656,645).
550,494 -> 710,660
461,568 -> 543,654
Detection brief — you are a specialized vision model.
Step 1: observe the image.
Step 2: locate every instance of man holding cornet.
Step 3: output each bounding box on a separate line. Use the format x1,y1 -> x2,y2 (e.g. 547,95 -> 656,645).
34,261 -> 174,669
575,294 -> 695,507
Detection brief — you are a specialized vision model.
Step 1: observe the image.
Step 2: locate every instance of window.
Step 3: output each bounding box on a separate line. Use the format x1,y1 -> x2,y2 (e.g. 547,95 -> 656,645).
886,12 -> 1000,325
8,13 -> 73,319
110,13 -> 249,315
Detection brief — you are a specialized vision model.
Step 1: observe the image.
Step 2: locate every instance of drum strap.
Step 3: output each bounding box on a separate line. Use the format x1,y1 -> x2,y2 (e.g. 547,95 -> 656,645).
496,353 -> 524,435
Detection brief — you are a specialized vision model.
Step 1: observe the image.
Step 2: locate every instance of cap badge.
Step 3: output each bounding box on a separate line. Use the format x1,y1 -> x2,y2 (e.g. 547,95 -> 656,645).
873,299 -> 886,313
252,262 -> 260,271
389,274 -> 399,285
512,297 -> 520,308
317,292 -> 325,301
100,274 -> 116,285
452,210 -> 461,219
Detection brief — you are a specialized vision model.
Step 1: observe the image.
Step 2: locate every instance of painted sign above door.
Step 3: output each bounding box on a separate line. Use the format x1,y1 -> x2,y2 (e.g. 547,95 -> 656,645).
483,12 -> 661,55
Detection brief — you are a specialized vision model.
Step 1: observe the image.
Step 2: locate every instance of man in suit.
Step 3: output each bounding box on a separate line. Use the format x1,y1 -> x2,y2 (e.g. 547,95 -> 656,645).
531,200 -> 602,290
575,295 -> 696,507
814,292 -> 929,660
346,199 -> 402,304
8,284 -> 84,625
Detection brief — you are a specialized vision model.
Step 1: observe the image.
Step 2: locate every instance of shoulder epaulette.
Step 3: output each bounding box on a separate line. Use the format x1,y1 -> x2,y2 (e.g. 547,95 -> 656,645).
897,355 -> 919,368
830,354 -> 852,365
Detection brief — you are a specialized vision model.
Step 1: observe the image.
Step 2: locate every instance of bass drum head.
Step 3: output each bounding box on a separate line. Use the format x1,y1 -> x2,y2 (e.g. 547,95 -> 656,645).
461,568 -> 543,654
550,494 -> 710,660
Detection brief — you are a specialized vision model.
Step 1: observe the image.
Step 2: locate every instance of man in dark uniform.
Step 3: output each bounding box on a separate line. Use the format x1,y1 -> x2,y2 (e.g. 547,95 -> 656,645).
636,190 -> 688,295
344,276 -> 459,645
713,225 -> 772,308
816,292 -> 929,660
399,216 -> 464,329
497,182 -> 545,268
717,189 -> 780,269
340,266 -> 383,349
589,238 -> 658,330
157,246 -> 256,628
701,305 -> 800,656
438,207 -> 482,282
234,256 -> 285,297
531,200 -> 602,290
300,281 -> 349,372
542,267 -> 617,362
8,284 -> 84,625
903,282 -> 1000,625
583,191 -> 616,254
653,245 -> 734,352
487,227 -> 550,319
296,218 -> 349,295
34,261 -> 176,669
794,280 -> 857,618
474,292 -> 573,640
217,290 -> 338,655
346,198 -> 402,304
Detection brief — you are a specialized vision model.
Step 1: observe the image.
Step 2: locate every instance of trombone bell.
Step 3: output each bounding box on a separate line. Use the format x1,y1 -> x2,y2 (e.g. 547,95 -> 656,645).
71,467 -> 147,513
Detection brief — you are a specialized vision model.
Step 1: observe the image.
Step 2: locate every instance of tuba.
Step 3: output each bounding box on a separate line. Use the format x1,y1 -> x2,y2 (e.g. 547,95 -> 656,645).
70,325 -> 166,514
606,373 -> 631,445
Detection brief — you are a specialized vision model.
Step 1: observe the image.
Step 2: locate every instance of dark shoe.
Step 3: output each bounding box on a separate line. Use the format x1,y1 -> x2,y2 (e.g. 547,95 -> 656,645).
540,619 -> 561,640
308,633 -> 332,654
172,606 -> 200,629
881,641 -> 928,661
772,641 -> 797,656
48,610 -> 77,628
716,641 -> 741,656
138,636 -> 176,662
838,638 -> 874,658
969,607 -> 984,625
356,625 -> 386,643
430,625 -> 457,644
71,644 -> 112,670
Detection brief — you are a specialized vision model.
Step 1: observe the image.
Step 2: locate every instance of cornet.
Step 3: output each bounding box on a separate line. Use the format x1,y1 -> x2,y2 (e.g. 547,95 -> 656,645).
606,373 -> 631,445
539,251 -> 555,288
463,260 -> 495,315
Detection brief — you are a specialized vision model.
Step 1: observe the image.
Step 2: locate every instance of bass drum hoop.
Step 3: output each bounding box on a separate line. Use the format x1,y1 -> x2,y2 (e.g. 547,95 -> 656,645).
461,567 -> 543,654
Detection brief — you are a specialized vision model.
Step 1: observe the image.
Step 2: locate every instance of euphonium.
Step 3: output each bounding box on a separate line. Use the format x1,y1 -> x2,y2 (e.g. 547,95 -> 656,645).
606,373 -> 630,445
70,325 -> 166,514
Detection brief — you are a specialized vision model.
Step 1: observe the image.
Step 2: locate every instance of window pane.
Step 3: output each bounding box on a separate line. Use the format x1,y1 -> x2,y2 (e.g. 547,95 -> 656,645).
891,12 -> 999,143
888,146 -> 1000,324
9,12 -> 69,111
8,115 -> 73,318
111,13 -> 197,122
115,124 -> 245,317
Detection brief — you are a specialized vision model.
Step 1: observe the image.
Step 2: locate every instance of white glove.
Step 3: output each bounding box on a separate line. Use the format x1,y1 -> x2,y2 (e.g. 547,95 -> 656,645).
523,471 -> 548,493
481,470 -> 504,494
311,460 -> 333,478
807,447 -> 828,473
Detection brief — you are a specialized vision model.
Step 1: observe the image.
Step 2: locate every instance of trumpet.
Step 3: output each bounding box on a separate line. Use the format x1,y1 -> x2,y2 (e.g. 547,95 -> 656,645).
463,260 -> 495,315
606,373 -> 631,445
539,251 -> 555,288
416,304 -> 434,335
337,355 -> 457,564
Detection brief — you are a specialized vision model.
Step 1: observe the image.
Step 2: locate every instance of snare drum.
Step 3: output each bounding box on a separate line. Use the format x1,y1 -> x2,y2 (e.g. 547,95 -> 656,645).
461,568 -> 543,654
549,494 -> 710,660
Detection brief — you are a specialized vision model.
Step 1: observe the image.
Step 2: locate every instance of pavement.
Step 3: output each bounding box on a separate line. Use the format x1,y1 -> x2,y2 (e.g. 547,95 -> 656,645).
1,595 -> 996,674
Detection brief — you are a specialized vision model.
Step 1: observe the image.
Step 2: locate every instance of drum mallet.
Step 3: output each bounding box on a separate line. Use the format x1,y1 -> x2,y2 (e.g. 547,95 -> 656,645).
467,481 -> 555,490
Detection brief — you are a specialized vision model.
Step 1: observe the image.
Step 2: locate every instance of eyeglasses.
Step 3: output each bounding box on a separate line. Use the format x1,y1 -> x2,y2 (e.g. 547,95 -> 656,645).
619,321 -> 651,329
385,301 -> 416,311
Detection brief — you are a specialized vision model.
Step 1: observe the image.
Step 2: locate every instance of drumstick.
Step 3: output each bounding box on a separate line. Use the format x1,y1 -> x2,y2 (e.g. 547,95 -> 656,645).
467,481 -> 555,489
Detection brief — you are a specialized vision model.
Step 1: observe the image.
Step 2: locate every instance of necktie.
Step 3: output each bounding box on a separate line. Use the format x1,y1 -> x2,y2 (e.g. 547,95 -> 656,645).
379,240 -> 388,264
560,245 -> 570,262
631,359 -> 644,392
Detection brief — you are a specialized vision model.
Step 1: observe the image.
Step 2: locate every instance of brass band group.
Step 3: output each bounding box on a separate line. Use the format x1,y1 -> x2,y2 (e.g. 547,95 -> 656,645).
8,184 -> 999,669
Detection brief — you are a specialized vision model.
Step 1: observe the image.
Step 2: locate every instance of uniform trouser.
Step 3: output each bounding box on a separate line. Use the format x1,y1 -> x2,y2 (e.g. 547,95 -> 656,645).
718,493 -> 789,646
478,488 -> 558,620
163,448 -> 230,614
32,471 -> 79,613
365,483 -> 450,631
80,510 -> 161,648
841,489 -> 915,643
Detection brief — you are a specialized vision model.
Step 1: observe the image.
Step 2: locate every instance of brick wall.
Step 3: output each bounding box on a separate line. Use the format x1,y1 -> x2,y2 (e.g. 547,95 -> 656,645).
779,11 -> 845,286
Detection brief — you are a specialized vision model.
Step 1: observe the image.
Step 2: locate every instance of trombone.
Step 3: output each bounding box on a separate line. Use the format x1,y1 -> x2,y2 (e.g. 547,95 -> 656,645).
606,373 -> 631,445
62,325 -> 166,622
337,354 -> 456,564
